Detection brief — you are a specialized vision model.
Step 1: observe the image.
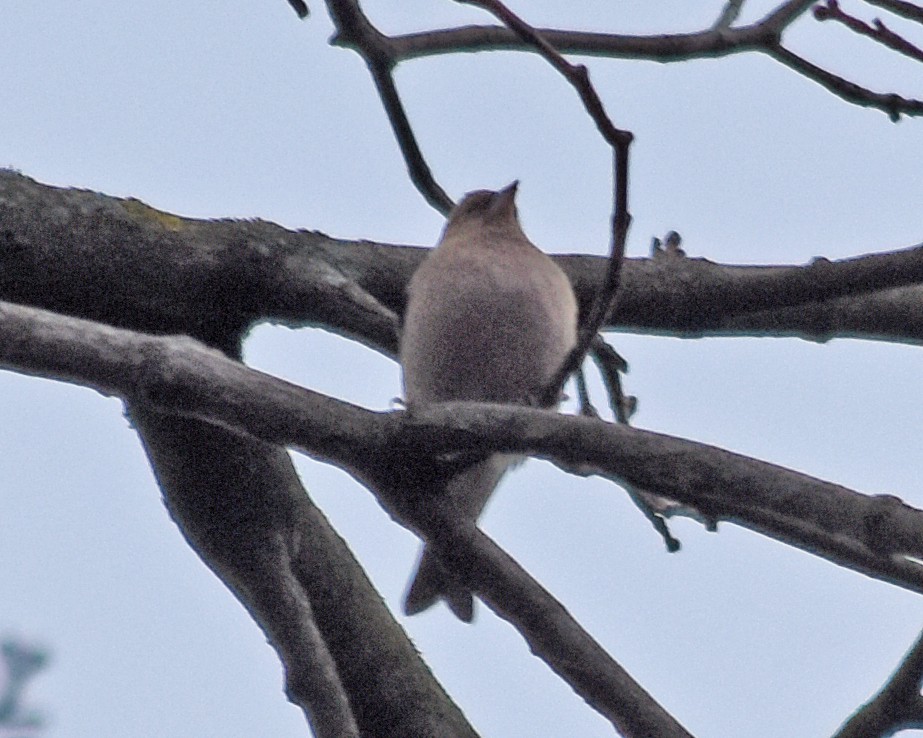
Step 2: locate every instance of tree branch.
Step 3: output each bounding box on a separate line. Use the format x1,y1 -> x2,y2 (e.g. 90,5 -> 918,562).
713,0 -> 748,31
4,299 -> 923,604
129,402 -> 478,737
865,0 -> 923,24
325,0 -> 453,214
815,0 -> 923,63
0,299 -> 693,737
834,627 -> 923,737
6,169 -> 923,355
383,4 -> 923,119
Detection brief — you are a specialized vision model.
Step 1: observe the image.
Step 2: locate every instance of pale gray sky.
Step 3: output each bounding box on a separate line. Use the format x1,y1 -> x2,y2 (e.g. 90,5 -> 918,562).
2,2 -> 923,736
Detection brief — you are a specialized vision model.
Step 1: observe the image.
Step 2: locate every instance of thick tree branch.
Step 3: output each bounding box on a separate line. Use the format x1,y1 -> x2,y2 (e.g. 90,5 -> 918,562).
426,517 -> 693,738
4,299 -> 923,603
131,405 -> 478,737
6,296 -> 923,735
572,244 -> 923,339
4,170 -> 923,355
131,410 -> 364,738
0,169 -> 401,356
0,300 -> 692,737
0,176 -> 476,736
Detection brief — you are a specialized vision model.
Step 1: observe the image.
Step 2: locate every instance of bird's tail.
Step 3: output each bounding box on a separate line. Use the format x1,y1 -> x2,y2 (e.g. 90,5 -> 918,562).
404,549 -> 474,622
402,455 -> 514,622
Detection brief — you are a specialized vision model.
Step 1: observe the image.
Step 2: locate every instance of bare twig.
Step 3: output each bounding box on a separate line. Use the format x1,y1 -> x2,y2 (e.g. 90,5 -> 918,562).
325,0 -> 453,213
366,62 -> 454,213
574,367 -> 599,417
865,0 -> 923,24
769,44 -> 923,120
759,0 -> 821,32
588,335 -> 631,424
713,0 -> 748,30
833,627 -> 923,738
591,326 -> 681,552
815,0 -> 923,63
387,2 -> 923,118
287,0 -> 309,19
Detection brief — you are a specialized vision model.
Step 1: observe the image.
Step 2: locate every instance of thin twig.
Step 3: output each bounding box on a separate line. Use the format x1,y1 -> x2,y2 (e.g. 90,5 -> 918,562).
591,334 -> 681,552
815,0 -> 923,63
589,335 -> 630,424
758,0 -> 821,33
545,147 -> 631,403
325,0 -> 454,214
574,367 -> 599,417
865,0 -> 923,24
387,3 -> 923,119
287,0 -> 309,19
770,43 -> 923,120
366,62 -> 454,213
713,0 -> 748,30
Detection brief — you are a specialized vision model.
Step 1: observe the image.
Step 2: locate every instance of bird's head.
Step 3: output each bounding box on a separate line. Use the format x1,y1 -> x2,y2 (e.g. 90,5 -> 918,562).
445,181 -> 520,231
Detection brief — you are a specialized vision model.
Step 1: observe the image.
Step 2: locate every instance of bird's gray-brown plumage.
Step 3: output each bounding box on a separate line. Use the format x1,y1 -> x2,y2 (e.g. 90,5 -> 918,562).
400,182 -> 578,621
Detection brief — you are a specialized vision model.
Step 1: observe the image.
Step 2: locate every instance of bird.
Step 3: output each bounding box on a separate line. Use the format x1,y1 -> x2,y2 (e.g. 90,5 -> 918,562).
399,181 -> 578,621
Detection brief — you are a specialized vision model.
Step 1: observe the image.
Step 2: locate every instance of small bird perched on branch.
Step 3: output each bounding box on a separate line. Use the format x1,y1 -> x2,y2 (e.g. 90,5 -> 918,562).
400,181 -> 578,621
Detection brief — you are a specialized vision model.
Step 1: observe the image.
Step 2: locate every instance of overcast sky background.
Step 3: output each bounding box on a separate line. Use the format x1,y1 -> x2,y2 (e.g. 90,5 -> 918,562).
2,1 -> 923,736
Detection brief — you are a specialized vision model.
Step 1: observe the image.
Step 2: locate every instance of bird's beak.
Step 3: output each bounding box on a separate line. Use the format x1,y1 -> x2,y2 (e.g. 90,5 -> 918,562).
491,180 -> 519,217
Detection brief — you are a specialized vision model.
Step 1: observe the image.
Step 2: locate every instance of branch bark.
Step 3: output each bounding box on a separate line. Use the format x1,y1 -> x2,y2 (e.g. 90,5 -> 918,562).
374,1 -> 923,118
4,298 -> 923,609
4,169 -> 923,352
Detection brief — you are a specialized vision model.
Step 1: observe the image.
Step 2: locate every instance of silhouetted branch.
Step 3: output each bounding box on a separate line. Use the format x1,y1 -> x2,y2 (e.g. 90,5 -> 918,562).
326,0 -> 453,214
287,0 -> 309,19
865,0 -> 923,24
0,638 -> 49,732
815,0 -> 923,63
384,2 -> 923,119
713,0 -> 748,30
5,298 -> 923,604
0,299 -> 693,738
833,627 -> 923,737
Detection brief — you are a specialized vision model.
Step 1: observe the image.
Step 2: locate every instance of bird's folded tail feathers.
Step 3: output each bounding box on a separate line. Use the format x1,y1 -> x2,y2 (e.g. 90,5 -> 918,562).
404,548 -> 474,622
